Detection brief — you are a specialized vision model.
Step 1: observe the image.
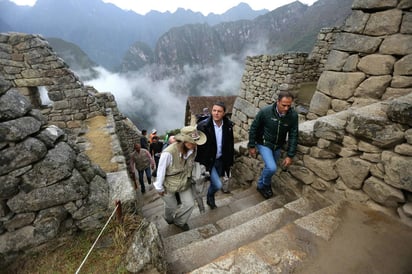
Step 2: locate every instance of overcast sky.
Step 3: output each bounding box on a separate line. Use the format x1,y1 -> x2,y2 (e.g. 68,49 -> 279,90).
10,0 -> 317,15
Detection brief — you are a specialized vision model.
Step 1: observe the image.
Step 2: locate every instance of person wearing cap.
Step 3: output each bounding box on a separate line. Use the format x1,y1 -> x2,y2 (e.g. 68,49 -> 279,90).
248,91 -> 299,199
196,101 -> 235,209
154,126 -> 206,231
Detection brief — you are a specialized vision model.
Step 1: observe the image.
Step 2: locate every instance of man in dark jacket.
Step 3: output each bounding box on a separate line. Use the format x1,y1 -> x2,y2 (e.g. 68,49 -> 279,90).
248,91 -> 299,199
196,102 -> 235,209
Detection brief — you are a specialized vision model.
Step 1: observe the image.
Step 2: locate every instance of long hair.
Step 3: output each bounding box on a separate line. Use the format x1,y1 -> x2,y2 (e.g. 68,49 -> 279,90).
176,140 -> 193,157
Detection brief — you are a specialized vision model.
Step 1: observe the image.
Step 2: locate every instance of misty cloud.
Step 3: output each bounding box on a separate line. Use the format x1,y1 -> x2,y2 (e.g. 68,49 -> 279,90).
84,55 -> 244,135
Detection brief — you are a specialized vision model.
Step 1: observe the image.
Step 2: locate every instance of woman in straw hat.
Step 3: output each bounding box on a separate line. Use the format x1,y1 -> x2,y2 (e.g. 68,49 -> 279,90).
154,126 -> 206,231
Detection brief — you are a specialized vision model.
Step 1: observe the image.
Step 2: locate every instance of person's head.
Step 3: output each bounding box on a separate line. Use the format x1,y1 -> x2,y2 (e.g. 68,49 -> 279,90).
276,91 -> 294,115
134,143 -> 141,152
202,107 -> 210,116
175,126 -> 207,152
141,129 -> 147,135
211,102 -> 226,122
168,135 -> 176,144
152,136 -> 159,142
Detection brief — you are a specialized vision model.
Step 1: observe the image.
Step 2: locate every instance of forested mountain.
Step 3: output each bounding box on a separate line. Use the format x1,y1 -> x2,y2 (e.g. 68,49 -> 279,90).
123,0 -> 352,73
0,0 -> 268,69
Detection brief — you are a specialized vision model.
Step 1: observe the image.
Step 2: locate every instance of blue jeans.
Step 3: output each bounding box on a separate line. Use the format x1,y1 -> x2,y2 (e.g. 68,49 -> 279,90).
256,144 -> 281,189
208,161 -> 223,196
138,167 -> 151,190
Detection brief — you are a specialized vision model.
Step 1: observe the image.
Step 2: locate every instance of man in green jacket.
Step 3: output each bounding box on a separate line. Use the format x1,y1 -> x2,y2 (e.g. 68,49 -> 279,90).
248,91 -> 299,199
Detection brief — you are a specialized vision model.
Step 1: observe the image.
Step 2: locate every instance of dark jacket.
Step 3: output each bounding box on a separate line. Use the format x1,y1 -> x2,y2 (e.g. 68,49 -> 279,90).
196,116 -> 235,175
248,104 -> 299,158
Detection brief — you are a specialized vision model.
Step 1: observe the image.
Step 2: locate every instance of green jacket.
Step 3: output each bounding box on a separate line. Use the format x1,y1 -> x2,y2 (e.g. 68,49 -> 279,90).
248,104 -> 299,158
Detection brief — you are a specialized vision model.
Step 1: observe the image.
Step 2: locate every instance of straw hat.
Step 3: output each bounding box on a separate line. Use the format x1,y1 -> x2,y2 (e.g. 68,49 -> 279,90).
175,126 -> 206,145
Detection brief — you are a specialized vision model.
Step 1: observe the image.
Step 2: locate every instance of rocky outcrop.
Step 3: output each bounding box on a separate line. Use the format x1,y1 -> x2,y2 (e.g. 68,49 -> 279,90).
154,0 -> 352,72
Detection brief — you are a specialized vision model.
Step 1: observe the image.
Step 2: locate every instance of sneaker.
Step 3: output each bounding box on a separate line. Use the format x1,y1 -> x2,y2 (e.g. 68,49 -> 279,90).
257,186 -> 270,199
175,223 -> 190,231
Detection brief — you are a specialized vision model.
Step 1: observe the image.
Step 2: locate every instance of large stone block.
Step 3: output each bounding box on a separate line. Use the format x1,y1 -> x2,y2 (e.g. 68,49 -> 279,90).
364,9 -> 403,36
382,151 -> 412,192
334,33 -> 382,54
346,103 -> 405,148
0,89 -> 32,121
317,71 -> 365,100
380,34 -> 412,55
352,0 -> 398,10
336,157 -> 371,189
308,91 -> 331,116
0,137 -> 47,176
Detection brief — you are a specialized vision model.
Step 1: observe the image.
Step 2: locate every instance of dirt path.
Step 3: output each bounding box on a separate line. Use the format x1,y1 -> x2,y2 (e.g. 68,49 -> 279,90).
294,203 -> 412,274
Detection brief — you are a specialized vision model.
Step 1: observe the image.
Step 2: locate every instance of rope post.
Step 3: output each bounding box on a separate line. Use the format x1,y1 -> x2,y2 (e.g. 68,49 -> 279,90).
115,200 -> 123,223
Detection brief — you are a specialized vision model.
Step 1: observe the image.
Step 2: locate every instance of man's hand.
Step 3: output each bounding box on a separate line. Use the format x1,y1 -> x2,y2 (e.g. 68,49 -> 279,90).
282,157 -> 293,168
158,191 -> 165,196
249,147 -> 257,158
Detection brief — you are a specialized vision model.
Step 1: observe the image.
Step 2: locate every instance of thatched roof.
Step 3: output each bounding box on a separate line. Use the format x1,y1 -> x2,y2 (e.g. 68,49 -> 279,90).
185,95 -> 237,125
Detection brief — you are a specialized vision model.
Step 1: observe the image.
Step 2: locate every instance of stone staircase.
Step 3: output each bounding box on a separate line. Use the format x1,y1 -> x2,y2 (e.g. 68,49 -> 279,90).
141,184 -> 412,274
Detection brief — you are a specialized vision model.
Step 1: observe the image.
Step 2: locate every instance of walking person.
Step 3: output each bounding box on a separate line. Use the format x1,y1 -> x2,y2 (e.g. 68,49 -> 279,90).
149,135 -> 164,176
196,102 -> 235,209
154,126 -> 206,231
248,91 -> 299,199
129,143 -> 155,194
140,129 -> 149,149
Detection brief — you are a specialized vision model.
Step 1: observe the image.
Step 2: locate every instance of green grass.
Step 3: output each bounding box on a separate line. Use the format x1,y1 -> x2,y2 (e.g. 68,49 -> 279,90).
4,214 -> 142,274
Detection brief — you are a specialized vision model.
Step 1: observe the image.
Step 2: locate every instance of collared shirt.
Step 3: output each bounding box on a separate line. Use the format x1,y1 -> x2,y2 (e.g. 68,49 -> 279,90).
154,149 -> 194,192
276,105 -> 285,117
214,120 -> 223,159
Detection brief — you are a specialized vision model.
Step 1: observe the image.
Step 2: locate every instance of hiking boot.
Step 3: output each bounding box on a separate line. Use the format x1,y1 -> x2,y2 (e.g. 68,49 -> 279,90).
257,186 -> 270,199
175,223 -> 190,231
207,195 -> 217,209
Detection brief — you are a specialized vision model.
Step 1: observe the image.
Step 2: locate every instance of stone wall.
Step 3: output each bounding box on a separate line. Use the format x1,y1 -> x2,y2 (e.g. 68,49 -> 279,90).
308,0 -> 412,119
0,33 -> 104,130
0,81 -> 109,265
231,27 -> 337,141
231,0 -> 412,225
0,32 -> 142,266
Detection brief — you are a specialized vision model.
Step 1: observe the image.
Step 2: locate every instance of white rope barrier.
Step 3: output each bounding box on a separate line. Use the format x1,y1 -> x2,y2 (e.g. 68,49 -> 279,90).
75,203 -> 119,274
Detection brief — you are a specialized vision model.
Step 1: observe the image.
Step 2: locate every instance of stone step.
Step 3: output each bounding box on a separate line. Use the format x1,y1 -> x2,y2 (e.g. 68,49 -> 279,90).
147,186 -> 269,238
216,195 -> 288,230
190,201 -> 412,274
166,197 -> 321,273
163,195 -> 288,254
142,184 -> 251,220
